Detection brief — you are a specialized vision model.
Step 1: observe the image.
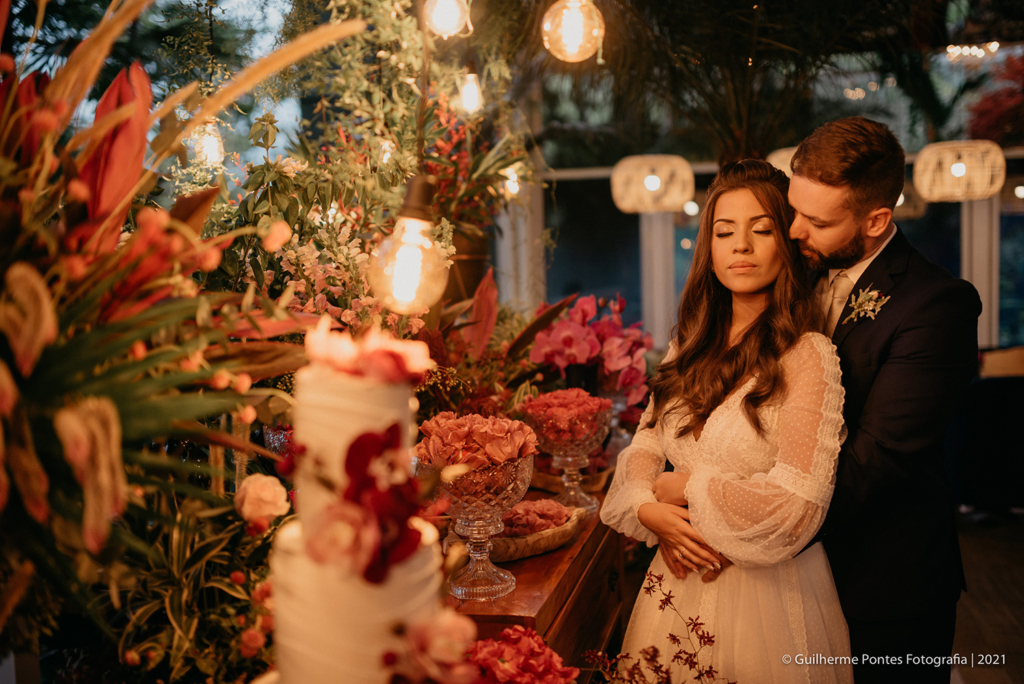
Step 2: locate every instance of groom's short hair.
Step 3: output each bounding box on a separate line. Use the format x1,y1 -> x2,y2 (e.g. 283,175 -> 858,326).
791,116 -> 905,215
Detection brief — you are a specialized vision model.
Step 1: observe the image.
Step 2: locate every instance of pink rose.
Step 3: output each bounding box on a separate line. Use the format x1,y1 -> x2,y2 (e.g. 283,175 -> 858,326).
304,499 -> 380,572
234,474 -> 291,528
408,608 -> 478,664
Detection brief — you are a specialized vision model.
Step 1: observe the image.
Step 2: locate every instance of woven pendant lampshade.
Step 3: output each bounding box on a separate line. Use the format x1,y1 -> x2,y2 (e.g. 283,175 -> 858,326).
611,155 -> 695,214
893,183 -> 928,220
766,147 -> 798,177
913,140 -> 1006,202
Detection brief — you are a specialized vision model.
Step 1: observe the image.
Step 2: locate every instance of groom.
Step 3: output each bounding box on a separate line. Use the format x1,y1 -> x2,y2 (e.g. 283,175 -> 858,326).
785,117 -> 981,683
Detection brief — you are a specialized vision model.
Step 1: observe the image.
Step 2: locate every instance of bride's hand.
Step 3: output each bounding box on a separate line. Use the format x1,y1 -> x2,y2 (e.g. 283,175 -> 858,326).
637,502 -> 727,574
653,472 -> 690,506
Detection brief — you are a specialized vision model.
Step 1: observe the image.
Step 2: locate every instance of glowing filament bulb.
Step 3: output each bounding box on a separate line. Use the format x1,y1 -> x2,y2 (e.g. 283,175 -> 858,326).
950,162 -> 966,178
192,122 -> 225,166
424,0 -> 469,39
392,238 -> 425,303
644,174 -> 661,191
541,0 -> 605,63
459,74 -> 482,114
561,4 -> 585,55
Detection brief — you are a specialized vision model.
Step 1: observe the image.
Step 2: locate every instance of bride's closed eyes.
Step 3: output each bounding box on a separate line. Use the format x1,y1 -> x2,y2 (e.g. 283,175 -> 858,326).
713,220 -> 775,238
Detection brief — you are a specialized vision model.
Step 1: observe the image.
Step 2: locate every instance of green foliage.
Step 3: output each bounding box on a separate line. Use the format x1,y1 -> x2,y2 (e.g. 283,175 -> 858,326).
112,492 -> 282,683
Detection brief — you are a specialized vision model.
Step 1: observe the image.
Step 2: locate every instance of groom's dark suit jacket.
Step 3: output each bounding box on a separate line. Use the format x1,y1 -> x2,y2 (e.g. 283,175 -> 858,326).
816,227 -> 981,623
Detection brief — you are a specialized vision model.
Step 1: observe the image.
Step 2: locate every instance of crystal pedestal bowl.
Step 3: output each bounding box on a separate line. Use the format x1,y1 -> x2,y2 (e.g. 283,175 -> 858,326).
424,454 -> 533,600
525,407 -> 611,515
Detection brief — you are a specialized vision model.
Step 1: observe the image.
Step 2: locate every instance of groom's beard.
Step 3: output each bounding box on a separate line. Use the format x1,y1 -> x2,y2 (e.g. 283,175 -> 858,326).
798,230 -> 866,271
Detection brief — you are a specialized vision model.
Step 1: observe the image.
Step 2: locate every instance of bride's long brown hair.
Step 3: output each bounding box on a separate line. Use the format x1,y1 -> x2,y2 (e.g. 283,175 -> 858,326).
647,160 -> 821,436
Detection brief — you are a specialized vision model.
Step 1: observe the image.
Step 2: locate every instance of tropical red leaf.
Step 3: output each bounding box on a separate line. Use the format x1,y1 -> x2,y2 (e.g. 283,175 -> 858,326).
222,311 -> 326,340
70,62 -> 152,255
466,267 -> 498,360
171,187 -> 221,233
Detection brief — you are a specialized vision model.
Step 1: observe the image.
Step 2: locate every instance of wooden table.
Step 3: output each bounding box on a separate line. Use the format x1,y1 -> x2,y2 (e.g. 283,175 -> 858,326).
449,491 -> 626,682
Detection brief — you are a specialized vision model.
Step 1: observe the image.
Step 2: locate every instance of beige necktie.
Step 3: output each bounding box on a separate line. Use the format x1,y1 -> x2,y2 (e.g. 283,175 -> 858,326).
826,272 -> 854,336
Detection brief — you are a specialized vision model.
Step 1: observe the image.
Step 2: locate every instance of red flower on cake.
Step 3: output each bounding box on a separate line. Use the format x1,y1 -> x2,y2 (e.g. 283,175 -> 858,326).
305,423 -> 423,584
389,608 -> 479,684
305,316 -> 434,383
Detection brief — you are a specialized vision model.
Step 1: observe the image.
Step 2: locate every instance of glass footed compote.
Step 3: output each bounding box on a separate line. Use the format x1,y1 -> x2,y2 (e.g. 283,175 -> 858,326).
526,407 -> 612,515
423,454 -> 533,600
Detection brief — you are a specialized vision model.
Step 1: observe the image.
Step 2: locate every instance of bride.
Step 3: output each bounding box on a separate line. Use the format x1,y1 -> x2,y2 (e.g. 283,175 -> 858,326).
601,160 -> 852,683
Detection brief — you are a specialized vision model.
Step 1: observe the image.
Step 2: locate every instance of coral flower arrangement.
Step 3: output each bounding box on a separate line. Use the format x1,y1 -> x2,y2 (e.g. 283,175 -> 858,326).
416,412 -> 539,471
519,389 -> 613,445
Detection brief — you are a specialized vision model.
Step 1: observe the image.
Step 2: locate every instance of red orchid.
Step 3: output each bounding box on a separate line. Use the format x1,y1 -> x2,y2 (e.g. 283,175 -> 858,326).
339,423 -> 423,584
68,62 -> 153,255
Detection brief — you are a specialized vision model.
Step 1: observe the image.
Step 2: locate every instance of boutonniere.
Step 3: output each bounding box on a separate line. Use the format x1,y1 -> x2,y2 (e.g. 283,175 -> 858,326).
842,285 -> 890,325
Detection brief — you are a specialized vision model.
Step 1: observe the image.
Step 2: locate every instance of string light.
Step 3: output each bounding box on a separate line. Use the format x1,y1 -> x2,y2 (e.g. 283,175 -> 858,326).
643,174 -> 661,192
367,176 -> 449,314
950,162 -> 967,178
541,0 -> 605,64
504,167 -> 521,196
459,73 -> 482,114
1015,186 -> 1024,200
423,0 -> 470,39
683,201 -> 699,216
946,42 -> 1000,62
380,140 -> 396,165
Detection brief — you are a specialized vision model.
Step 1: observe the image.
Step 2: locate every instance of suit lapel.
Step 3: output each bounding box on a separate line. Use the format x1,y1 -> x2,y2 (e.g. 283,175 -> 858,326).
831,227 -> 911,349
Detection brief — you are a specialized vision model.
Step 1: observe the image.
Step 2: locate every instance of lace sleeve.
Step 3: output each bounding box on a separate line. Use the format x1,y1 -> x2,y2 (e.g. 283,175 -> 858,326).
685,333 -> 845,566
600,394 -> 666,547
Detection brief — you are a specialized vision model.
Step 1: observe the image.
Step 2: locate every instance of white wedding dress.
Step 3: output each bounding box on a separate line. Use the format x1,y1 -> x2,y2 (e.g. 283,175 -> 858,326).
602,332 -> 853,683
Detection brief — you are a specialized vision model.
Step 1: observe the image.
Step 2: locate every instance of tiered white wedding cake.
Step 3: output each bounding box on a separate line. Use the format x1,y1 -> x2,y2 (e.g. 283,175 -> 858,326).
258,320 -> 451,684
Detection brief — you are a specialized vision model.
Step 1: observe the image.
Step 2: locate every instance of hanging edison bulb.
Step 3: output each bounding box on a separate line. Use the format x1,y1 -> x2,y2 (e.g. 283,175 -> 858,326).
459,73 -> 482,114
191,121 -> 225,166
423,0 -> 470,39
367,176 -> 449,314
541,0 -> 605,63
